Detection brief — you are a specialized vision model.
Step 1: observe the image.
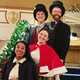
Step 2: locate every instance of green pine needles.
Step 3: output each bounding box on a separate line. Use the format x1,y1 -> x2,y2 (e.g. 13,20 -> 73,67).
0,20 -> 29,64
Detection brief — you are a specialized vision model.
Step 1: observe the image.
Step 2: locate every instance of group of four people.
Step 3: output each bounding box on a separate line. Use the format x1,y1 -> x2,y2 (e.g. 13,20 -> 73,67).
2,0 -> 71,80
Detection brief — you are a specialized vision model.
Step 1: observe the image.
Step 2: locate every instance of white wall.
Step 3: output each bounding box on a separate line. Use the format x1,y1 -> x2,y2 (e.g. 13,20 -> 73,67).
0,8 -> 34,40
0,24 -> 16,40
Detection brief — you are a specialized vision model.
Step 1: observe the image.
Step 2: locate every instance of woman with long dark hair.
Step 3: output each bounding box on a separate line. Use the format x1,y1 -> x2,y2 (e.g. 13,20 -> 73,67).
3,41 -> 37,80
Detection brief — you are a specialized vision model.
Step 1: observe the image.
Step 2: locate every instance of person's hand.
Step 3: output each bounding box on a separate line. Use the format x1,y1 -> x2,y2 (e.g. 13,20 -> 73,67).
61,59 -> 64,63
0,68 -> 2,72
9,75 -> 18,80
12,77 -> 18,80
33,58 -> 39,64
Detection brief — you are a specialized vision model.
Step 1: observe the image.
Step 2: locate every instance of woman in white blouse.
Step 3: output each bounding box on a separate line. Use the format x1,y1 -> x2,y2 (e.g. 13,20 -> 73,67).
2,41 -> 37,80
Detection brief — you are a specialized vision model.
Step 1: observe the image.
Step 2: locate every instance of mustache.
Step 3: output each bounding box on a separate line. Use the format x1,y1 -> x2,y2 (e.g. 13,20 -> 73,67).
52,14 -> 61,18
52,14 -> 61,21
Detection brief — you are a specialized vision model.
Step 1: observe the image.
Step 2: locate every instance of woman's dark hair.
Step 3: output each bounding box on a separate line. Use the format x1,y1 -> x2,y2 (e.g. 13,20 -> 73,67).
33,3 -> 48,21
10,41 -> 32,62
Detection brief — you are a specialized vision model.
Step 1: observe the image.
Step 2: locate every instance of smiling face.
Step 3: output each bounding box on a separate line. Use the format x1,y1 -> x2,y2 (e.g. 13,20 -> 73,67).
15,42 -> 26,60
36,11 -> 46,24
51,7 -> 62,21
38,30 -> 49,45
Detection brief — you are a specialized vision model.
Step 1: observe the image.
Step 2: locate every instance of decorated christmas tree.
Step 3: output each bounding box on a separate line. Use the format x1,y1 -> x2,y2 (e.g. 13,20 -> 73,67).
0,20 -> 30,64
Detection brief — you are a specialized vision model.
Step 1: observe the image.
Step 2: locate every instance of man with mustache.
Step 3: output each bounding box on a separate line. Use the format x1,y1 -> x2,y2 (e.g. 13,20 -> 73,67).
44,1 -> 71,80
47,0 -> 71,63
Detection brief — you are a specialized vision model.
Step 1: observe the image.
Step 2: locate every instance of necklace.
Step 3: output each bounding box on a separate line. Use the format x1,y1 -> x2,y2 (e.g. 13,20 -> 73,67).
48,22 -> 57,30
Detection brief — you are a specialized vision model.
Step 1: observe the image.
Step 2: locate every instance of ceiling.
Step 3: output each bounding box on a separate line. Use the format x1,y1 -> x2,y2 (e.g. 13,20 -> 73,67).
0,0 -> 80,11
0,0 -> 52,10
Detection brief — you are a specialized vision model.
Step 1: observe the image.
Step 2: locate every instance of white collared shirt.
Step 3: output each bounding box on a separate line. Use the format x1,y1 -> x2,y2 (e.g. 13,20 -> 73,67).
9,57 -> 26,80
35,22 -> 46,33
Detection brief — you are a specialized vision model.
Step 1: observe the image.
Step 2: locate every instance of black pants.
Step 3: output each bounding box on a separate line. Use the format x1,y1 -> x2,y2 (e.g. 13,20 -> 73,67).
38,76 -> 55,80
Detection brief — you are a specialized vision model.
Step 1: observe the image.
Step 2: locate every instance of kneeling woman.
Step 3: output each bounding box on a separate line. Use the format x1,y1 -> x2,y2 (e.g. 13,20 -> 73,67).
29,29 -> 67,79
3,41 -> 37,80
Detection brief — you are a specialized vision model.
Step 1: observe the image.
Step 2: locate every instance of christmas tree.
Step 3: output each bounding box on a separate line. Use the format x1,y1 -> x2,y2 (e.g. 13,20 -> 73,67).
0,20 -> 30,64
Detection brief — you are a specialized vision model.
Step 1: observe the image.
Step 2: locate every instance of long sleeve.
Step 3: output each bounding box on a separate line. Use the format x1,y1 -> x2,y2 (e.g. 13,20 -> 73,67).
29,44 -> 67,77
23,25 -> 32,44
39,45 -> 67,77
46,21 -> 71,61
